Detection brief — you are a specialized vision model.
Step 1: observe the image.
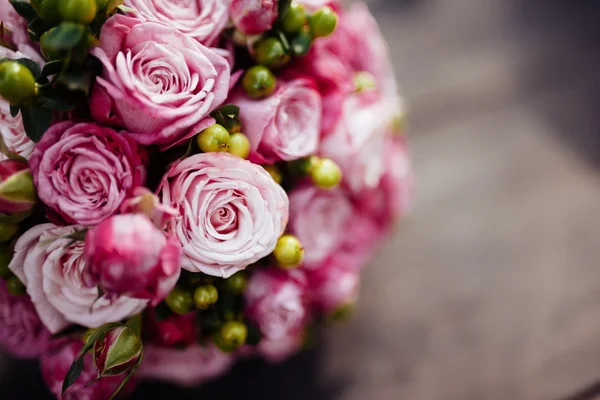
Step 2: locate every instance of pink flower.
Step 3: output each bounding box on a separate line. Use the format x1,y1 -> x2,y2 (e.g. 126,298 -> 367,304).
28,121 -> 146,226
0,159 -> 35,215
123,0 -> 229,46
158,153 -> 289,278
0,3 -> 44,64
9,224 -> 148,334
84,214 -> 182,306
90,15 -> 230,146
307,263 -> 360,314
257,332 -> 303,364
139,344 -> 234,386
229,79 -> 322,164
120,187 -> 178,230
319,92 -> 399,194
144,310 -> 197,347
245,269 -> 306,341
288,185 -> 353,267
230,0 -> 278,35
0,106 -> 33,161
41,338 -> 131,400
295,0 -> 341,12
357,137 -> 414,227
0,279 -> 50,359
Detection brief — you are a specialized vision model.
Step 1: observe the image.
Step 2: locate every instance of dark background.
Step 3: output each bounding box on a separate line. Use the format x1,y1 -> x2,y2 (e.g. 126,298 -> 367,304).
4,0 -> 600,399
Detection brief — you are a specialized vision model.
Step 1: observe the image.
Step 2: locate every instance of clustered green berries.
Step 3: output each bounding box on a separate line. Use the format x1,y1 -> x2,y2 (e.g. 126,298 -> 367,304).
196,124 -> 251,159
214,321 -> 248,352
242,66 -> 277,99
281,3 -> 308,35
194,284 -> 219,310
255,38 -> 291,70
0,62 -> 37,105
31,0 -> 61,21
310,158 -> 342,189
59,0 -> 98,24
273,234 -> 304,269
165,286 -> 194,315
225,272 -> 247,294
309,6 -> 338,38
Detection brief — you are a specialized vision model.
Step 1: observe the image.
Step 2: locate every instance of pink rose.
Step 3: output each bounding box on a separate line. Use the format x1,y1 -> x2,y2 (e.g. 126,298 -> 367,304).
0,105 -> 33,161
0,159 -> 35,215
257,332 -> 303,364
307,263 -> 360,314
0,3 -> 43,64
28,121 -> 146,226
319,92 -> 399,193
158,153 -> 289,278
0,280 -> 50,359
123,0 -> 229,46
90,15 -> 230,146
245,269 -> 307,341
357,137 -> 414,226
288,185 -> 352,267
84,214 -> 182,305
139,344 -> 234,386
230,79 -> 322,164
230,0 -> 278,35
144,309 -> 198,347
9,224 -> 148,334
41,338 -> 130,400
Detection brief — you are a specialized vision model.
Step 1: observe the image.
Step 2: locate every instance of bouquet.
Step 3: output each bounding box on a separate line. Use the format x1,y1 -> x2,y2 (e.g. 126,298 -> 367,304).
0,0 -> 413,398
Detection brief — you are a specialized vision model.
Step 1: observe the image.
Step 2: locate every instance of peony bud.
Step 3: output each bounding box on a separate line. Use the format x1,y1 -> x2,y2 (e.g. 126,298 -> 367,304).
230,0 -> 278,35
120,187 -> 178,231
243,66 -> 277,99
310,158 -> 342,189
255,38 -> 291,69
59,0 -> 98,24
309,6 -> 338,38
194,284 -> 218,310
227,133 -> 251,159
94,326 -> 143,377
0,61 -> 37,105
0,159 -> 36,216
273,235 -> 304,269
84,214 -> 182,305
196,124 -> 231,153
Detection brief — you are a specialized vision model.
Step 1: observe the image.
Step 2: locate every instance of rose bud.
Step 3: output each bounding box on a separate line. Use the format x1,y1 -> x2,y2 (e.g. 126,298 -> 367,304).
0,159 -> 36,217
120,187 -> 178,231
230,0 -> 278,35
84,214 -> 182,305
94,326 -> 143,377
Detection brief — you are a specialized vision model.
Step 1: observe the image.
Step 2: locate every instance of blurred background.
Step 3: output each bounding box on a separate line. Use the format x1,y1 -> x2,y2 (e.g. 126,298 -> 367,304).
4,0 -> 600,399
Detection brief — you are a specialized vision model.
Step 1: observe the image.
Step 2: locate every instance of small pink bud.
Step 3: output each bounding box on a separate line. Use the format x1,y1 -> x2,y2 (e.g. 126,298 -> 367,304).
94,326 -> 143,377
0,159 -> 36,216
230,0 -> 278,35
84,214 -> 182,305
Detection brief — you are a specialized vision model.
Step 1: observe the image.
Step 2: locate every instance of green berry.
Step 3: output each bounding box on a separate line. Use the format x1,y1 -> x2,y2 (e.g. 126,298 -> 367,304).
224,272 -> 247,294
59,0 -> 98,24
281,4 -> 308,34
309,6 -> 338,38
0,246 -> 12,278
31,0 -> 61,21
165,287 -> 194,315
254,38 -> 290,69
0,222 -> 18,243
263,164 -> 283,185
194,284 -> 219,310
219,321 -> 247,348
6,275 -> 26,296
310,158 -> 342,189
228,133 -> 251,159
273,234 -> 304,269
291,30 -> 312,57
0,62 -> 37,105
242,66 -> 276,99
196,124 -> 230,153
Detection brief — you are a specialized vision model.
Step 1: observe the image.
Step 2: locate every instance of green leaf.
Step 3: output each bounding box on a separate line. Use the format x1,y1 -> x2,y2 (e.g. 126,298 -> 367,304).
291,33 -> 312,57
277,30 -> 291,53
41,60 -> 64,78
13,58 -> 41,80
20,106 -> 52,142
126,314 -> 143,337
27,17 -> 46,42
43,22 -> 86,50
278,0 -> 292,16
38,89 -> 78,111
218,104 -> 240,118
108,354 -> 142,400
9,0 -> 36,22
61,356 -> 85,395
9,105 -> 19,118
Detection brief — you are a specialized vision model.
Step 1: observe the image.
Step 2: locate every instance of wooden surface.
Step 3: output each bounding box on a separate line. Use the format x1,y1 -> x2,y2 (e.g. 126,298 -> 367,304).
3,1 -> 600,399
